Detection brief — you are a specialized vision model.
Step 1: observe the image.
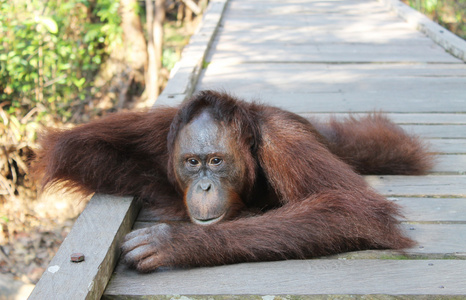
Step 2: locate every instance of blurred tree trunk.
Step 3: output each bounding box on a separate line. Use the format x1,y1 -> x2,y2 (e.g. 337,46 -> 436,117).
119,0 -> 147,80
145,0 -> 165,103
119,0 -> 148,108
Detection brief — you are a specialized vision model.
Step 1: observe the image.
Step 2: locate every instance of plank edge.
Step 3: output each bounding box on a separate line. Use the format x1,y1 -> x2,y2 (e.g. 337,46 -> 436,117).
29,194 -> 140,300
153,0 -> 229,107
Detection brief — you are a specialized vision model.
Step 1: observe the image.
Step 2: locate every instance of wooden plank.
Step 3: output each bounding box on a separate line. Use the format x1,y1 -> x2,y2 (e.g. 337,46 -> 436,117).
219,10 -> 430,42
395,197 -> 466,222
216,27 -> 431,44
228,0 -> 389,13
224,12 -> 405,22
204,91 -> 466,113
429,140 -> 466,154
197,64 -> 466,113
431,155 -> 466,174
404,223 -> 466,254
103,259 -> 466,297
202,62 -> 466,78
199,63 -> 466,86
221,17 -> 413,30
207,42 -> 461,63
366,175 -> 466,197
222,7 -> 420,21
29,194 -> 139,300
211,0 -> 462,63
401,125 -> 466,138
303,113 -> 466,125
200,62 -> 466,81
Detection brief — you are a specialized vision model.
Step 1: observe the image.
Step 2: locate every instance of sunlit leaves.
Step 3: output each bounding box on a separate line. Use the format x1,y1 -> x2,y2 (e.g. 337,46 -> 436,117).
35,16 -> 58,34
405,0 -> 465,39
0,0 -> 122,123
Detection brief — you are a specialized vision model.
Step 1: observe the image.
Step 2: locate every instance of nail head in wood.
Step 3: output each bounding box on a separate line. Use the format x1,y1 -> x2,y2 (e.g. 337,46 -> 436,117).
71,253 -> 85,263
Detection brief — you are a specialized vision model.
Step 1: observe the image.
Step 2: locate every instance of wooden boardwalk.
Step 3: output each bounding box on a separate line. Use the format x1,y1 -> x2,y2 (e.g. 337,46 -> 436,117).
30,0 -> 466,299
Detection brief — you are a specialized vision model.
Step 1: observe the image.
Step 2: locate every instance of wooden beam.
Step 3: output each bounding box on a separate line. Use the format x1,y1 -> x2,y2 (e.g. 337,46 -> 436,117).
29,194 -> 139,300
103,259 -> 466,297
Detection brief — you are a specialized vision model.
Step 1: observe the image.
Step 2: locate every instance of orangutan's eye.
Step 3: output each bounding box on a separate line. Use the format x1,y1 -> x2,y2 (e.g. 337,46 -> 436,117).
210,157 -> 223,166
187,158 -> 200,166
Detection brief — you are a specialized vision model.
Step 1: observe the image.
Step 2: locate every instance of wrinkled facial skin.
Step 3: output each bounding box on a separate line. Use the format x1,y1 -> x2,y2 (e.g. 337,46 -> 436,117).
173,110 -> 247,225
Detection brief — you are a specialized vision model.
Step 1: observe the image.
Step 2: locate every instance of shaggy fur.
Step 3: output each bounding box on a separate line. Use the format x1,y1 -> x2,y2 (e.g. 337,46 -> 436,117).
32,90 -> 432,272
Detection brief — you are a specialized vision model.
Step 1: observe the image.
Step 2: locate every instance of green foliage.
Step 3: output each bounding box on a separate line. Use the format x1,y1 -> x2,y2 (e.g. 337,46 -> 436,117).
0,0 -> 121,202
406,0 -> 466,39
162,48 -> 179,70
162,22 -> 192,71
0,0 -> 122,124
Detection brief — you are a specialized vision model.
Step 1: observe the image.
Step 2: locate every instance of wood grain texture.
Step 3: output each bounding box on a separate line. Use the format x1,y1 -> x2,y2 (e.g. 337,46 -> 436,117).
366,175 -> 466,197
197,64 -> 466,114
207,42 -> 461,63
401,125 -> 466,139
303,113 -> 466,125
395,197 -> 466,222
378,0 -> 466,61
103,259 -> 466,297
403,223 -> 466,255
29,195 -> 139,300
431,155 -> 466,174
429,140 -> 466,154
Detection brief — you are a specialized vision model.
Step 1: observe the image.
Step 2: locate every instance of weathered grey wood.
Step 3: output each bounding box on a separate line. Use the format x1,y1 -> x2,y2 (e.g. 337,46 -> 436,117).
428,140 -> 466,154
379,0 -> 466,62
404,223 -> 466,254
197,64 -> 466,113
103,259 -> 466,297
395,197 -> 466,222
217,25 -> 435,45
205,91 -> 466,113
304,113 -> 466,125
216,26 -> 433,46
199,62 -> 466,82
366,175 -> 466,197
204,0 -> 463,64
153,0 -> 228,107
29,195 -> 139,300
400,125 -> 466,138
229,0 -> 391,13
207,42 -> 461,63
431,155 -> 466,174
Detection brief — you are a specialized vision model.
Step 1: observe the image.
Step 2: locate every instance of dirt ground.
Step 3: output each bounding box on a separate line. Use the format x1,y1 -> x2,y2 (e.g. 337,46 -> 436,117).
0,190 -> 90,299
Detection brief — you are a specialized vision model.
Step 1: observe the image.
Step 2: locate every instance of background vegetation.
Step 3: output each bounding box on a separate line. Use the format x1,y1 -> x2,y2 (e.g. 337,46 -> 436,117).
0,0 -> 205,289
404,0 -> 466,39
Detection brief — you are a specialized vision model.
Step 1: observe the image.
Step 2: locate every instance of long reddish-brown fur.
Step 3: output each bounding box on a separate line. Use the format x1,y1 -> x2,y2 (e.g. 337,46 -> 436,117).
31,90 -> 432,271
